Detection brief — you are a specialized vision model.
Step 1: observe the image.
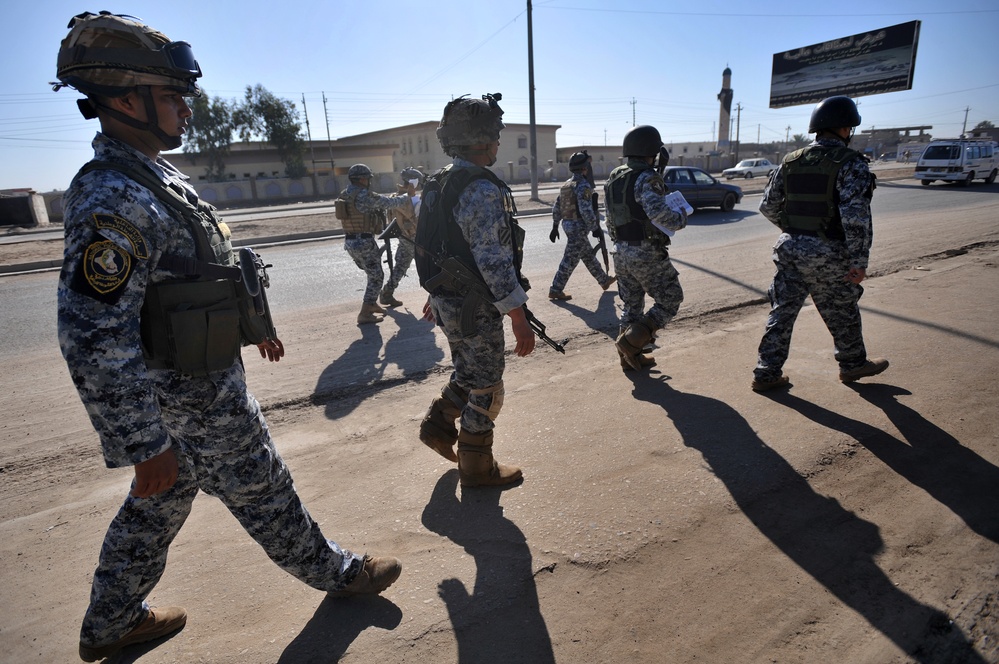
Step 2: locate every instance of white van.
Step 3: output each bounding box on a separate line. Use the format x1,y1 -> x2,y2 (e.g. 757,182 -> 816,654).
914,138 -> 998,186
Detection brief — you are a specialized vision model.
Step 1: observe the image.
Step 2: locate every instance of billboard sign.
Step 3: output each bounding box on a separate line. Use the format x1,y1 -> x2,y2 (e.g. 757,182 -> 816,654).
769,21 -> 920,109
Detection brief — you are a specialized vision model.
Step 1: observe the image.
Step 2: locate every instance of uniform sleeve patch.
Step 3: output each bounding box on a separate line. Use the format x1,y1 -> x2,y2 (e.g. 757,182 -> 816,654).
650,177 -> 666,196
92,214 -> 149,259
70,239 -> 134,304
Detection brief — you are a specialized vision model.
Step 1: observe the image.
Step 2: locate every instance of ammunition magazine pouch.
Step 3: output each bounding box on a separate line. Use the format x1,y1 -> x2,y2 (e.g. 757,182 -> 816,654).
141,248 -> 277,376
141,278 -> 243,377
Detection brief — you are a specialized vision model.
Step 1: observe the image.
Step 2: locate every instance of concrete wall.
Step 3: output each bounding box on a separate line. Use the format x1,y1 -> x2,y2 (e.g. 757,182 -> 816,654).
0,193 -> 50,227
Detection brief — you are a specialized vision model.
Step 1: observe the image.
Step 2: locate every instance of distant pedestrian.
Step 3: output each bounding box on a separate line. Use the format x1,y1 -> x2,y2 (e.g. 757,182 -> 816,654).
903,149 -> 911,164
752,95 -> 888,392
53,12 -> 400,662
548,150 -> 616,301
604,125 -> 687,371
335,163 -> 413,323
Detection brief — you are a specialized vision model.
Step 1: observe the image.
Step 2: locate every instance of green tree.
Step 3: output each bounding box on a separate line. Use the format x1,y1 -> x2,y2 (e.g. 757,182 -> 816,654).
973,120 -> 994,130
234,85 -> 307,179
183,92 -> 234,181
791,133 -> 810,149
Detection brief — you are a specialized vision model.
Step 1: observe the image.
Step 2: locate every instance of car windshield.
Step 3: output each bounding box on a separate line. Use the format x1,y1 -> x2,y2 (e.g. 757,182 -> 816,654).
736,160 -> 753,167
923,146 -> 960,160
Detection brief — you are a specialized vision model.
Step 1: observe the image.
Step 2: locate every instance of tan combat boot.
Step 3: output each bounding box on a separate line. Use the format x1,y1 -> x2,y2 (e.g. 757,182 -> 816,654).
419,383 -> 467,462
79,607 -> 187,662
357,302 -> 383,325
457,429 -> 522,488
379,289 -> 403,307
615,316 -> 658,371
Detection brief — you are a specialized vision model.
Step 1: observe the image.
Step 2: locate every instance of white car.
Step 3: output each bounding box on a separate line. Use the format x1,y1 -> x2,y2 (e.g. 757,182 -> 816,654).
722,158 -> 776,180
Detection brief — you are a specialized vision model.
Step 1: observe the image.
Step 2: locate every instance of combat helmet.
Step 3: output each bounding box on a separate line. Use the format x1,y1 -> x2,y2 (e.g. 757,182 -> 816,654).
348,164 -> 373,182
53,11 -> 201,149
400,167 -> 425,187
568,151 -> 591,172
623,125 -> 664,158
436,93 -> 505,158
808,96 -> 861,133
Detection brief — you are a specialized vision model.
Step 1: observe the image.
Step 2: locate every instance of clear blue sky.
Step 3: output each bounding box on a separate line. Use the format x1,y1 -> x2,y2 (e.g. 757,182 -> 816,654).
3,0 -> 997,191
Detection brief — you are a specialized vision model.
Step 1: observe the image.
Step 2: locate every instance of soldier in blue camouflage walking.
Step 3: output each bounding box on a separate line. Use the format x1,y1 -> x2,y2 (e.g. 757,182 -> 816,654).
380,167 -> 425,307
415,93 -> 535,488
604,125 -> 687,371
336,163 -> 414,323
548,150 -> 616,301
52,13 -> 401,661
752,95 -> 889,392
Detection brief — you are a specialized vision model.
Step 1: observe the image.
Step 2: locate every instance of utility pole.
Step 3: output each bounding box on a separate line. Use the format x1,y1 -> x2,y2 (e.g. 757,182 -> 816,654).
734,103 -> 742,162
785,125 -> 791,157
322,92 -> 337,193
962,106 -> 971,136
527,0 -> 539,201
631,98 -> 637,127
302,93 -> 317,176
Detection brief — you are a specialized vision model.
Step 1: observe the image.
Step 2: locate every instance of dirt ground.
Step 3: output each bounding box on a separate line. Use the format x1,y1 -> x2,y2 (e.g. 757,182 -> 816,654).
6,164 -> 995,663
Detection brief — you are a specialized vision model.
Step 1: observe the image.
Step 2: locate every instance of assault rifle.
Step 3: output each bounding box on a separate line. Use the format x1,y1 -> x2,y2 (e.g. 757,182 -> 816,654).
379,219 -> 566,353
590,191 -> 609,272
376,211 -> 394,272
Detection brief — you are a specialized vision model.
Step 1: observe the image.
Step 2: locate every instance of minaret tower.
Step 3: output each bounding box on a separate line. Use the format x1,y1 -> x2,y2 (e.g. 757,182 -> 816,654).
717,66 -> 733,150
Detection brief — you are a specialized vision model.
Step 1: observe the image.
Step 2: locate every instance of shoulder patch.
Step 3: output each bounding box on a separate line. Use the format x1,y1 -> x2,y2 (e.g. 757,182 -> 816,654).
650,176 -> 666,196
71,239 -> 135,304
92,214 -> 149,259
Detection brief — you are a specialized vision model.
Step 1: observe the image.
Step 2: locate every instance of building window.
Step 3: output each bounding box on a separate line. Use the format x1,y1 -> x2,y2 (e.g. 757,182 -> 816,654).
518,156 -> 528,165
518,135 -> 527,149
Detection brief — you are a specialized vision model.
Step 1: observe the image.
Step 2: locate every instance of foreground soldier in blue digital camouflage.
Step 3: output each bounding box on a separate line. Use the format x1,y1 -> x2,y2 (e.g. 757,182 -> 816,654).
604,125 -> 688,371
752,95 -> 889,392
52,12 -> 400,661
548,150 -> 616,301
415,93 -> 535,488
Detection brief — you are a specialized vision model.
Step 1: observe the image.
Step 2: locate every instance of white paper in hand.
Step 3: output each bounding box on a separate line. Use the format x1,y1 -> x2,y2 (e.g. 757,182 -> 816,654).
651,191 -> 694,236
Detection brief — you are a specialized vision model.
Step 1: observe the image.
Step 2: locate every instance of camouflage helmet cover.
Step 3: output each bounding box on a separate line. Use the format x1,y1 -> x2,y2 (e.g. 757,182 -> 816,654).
400,167 -> 425,186
568,150 -> 591,172
436,93 -> 505,157
348,163 -> 373,180
54,11 -> 202,98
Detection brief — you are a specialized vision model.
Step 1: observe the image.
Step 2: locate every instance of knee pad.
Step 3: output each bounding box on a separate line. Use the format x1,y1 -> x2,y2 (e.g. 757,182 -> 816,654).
467,381 -> 504,421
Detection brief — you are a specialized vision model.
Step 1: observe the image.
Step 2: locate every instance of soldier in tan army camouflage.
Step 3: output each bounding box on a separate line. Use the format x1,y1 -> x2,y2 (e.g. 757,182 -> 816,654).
53,12 -> 401,661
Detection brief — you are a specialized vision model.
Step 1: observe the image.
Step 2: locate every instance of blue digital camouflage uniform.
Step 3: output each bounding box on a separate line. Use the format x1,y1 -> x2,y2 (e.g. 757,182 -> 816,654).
754,135 -> 876,381
59,133 -> 364,650
341,183 -> 410,304
428,157 -> 528,435
550,172 -> 612,293
610,164 -> 687,331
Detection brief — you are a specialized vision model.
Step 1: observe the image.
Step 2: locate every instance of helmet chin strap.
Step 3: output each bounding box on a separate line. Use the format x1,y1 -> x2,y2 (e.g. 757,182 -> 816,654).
93,86 -> 183,151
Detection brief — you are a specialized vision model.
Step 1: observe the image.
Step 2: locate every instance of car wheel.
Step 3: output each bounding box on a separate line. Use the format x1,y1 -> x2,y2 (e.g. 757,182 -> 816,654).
987,169 -> 997,184
961,171 -> 974,187
921,179 -> 933,186
744,172 -> 753,179
721,192 -> 736,212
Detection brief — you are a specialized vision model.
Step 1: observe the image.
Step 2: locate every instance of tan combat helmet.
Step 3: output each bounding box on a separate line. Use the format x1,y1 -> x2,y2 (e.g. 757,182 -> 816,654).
436,93 -> 505,158
53,11 -> 202,148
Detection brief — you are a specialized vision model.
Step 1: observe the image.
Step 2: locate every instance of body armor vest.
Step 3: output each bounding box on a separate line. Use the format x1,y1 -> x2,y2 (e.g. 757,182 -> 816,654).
604,161 -> 670,245
779,145 -> 858,240
338,189 -> 384,234
415,164 -> 527,297
559,178 -> 581,221
75,160 -> 274,377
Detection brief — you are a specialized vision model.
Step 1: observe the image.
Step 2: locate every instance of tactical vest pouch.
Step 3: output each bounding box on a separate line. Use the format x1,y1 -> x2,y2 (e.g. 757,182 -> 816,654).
333,198 -> 348,221
141,279 -> 242,377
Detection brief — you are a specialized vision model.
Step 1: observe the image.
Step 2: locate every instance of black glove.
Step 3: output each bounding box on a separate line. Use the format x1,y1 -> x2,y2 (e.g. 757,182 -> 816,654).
591,228 -> 601,239
549,223 -> 560,243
